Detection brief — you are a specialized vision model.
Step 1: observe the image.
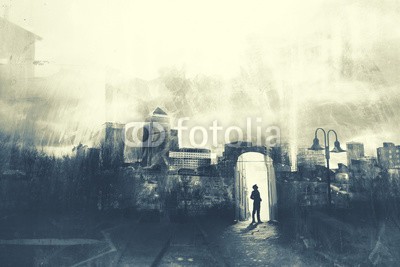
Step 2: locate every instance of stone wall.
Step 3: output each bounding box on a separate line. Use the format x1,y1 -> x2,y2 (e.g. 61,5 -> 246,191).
164,173 -> 233,217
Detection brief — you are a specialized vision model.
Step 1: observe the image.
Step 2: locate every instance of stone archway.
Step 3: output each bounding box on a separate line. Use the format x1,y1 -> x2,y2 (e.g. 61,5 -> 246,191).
221,142 -> 278,221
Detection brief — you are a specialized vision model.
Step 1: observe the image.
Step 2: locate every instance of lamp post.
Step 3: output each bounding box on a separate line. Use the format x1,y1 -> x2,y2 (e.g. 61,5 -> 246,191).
309,128 -> 346,209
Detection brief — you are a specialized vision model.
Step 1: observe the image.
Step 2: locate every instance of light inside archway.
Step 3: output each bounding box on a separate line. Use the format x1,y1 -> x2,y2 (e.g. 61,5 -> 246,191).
237,152 -> 270,222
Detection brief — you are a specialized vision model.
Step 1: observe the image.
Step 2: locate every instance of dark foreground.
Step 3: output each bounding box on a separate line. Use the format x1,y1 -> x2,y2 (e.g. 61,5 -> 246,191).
0,211 -> 329,266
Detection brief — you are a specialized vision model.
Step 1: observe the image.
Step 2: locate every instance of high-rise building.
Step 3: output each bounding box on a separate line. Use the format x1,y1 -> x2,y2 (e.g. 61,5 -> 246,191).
377,142 -> 400,169
346,142 -> 365,166
168,148 -> 211,171
0,17 -> 41,98
141,107 -> 178,168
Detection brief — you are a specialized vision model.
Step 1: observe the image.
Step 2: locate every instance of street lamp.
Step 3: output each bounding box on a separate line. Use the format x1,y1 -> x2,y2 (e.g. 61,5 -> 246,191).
309,128 -> 346,208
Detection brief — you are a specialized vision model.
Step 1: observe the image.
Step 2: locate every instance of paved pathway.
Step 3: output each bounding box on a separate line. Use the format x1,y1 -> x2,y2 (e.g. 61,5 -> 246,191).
158,222 -> 221,266
198,219 -> 325,266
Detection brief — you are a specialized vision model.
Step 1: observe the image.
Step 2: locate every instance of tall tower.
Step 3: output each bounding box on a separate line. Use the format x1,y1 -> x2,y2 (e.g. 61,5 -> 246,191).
346,142 -> 365,166
141,107 -> 172,167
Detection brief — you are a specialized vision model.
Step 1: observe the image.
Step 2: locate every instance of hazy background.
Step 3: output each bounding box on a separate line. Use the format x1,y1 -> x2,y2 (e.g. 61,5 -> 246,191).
1,0 -> 400,165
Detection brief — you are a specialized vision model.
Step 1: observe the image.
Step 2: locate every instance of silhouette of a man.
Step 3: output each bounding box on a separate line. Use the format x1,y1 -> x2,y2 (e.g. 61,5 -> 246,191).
250,184 -> 262,223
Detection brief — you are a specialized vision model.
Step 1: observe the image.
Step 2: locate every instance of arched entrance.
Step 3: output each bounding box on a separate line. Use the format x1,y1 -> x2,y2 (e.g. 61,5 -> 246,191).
234,152 -> 277,222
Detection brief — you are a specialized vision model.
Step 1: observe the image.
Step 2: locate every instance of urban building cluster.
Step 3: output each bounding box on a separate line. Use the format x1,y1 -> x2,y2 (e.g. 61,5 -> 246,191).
96,107 -> 212,174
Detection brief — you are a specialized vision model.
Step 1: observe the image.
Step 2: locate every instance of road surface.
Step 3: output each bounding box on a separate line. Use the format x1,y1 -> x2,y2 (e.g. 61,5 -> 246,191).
0,212 -> 325,266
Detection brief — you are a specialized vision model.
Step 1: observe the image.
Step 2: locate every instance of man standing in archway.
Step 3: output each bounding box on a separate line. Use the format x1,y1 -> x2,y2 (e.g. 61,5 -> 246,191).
250,184 -> 262,224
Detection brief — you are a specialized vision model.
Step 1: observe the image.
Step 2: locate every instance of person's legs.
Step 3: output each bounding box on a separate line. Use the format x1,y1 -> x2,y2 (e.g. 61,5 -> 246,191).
252,203 -> 256,223
257,203 -> 262,223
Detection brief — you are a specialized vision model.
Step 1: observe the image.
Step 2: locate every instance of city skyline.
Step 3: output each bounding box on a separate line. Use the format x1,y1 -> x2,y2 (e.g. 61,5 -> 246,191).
100,107 -> 400,171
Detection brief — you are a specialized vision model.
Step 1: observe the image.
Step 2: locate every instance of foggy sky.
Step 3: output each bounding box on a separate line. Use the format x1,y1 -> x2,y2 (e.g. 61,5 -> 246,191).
1,0 -> 400,162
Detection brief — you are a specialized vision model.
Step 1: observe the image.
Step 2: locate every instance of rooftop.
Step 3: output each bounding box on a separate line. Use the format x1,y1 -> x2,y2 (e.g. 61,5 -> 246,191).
152,107 -> 168,116
0,17 -> 42,40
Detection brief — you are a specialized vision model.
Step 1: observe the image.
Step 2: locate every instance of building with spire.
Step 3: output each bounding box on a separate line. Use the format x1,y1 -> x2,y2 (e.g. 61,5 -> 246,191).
141,107 -> 179,168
